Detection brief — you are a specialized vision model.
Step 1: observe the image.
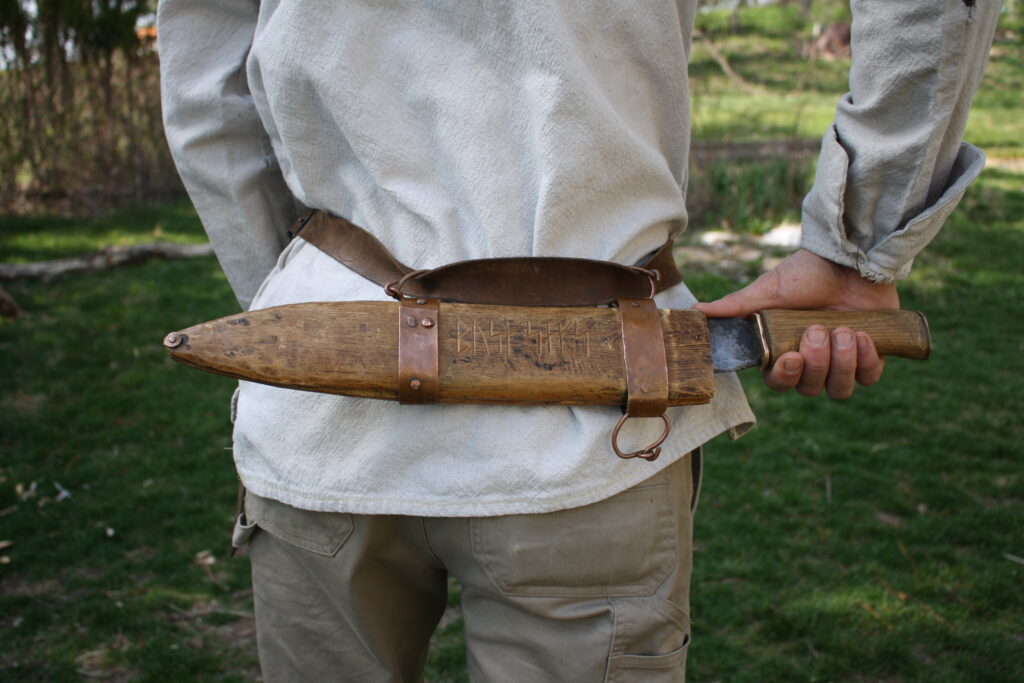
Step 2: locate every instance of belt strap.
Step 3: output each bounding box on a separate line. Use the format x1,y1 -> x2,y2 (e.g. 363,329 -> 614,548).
294,211 -> 682,307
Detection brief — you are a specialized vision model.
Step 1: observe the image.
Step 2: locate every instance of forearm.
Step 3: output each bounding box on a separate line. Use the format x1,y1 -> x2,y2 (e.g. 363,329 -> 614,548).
801,0 -> 1001,283
158,0 -> 296,310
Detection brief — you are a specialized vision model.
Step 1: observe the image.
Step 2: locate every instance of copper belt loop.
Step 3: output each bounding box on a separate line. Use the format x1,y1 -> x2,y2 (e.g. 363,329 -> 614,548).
626,265 -> 660,300
385,269 -> 431,301
614,266 -> 670,461
397,297 -> 440,403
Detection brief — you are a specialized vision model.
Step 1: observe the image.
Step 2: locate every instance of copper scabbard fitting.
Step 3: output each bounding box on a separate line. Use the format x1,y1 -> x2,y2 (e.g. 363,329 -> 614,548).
611,413 -> 670,461
163,332 -> 186,349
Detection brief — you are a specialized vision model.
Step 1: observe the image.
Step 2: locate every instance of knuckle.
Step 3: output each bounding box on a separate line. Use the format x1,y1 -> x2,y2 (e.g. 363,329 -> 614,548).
805,360 -> 829,374
763,371 -> 793,393
828,386 -> 854,400
857,372 -> 880,387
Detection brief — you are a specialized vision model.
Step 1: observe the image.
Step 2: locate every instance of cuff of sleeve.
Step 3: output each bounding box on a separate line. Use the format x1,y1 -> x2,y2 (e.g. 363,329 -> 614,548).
800,126 -> 986,284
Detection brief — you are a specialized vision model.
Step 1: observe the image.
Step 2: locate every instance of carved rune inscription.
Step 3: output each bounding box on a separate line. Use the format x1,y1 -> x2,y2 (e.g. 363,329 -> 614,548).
454,317 -> 593,360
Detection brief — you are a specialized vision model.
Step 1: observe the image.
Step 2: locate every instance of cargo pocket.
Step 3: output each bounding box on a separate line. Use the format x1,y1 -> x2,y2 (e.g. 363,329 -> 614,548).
608,635 -> 689,682
606,589 -> 691,682
244,492 -> 354,557
471,469 -> 676,597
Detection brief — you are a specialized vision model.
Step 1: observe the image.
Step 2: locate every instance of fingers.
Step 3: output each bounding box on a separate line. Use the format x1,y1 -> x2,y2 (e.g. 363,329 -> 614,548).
762,325 -> 829,394
763,326 -> 884,399
854,331 -> 885,386
763,352 -> 803,392
823,327 -> 858,399
796,326 -> 832,397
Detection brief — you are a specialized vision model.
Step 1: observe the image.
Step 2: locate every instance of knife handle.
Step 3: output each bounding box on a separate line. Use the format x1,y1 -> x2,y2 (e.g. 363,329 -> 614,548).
753,309 -> 931,368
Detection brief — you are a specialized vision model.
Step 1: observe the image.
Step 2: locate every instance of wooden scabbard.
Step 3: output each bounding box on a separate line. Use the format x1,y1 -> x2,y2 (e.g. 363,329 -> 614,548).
164,301 -> 715,407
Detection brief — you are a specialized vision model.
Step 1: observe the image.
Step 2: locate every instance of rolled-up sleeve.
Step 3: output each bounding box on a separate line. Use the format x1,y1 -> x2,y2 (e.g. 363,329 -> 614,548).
158,0 -> 296,309
801,0 -> 1001,283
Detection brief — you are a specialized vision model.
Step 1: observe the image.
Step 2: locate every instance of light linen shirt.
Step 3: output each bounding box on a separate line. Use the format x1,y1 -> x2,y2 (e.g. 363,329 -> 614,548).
157,0 -> 998,516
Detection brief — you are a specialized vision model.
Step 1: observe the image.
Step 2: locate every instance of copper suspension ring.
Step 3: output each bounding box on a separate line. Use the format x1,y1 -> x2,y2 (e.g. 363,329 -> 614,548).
611,413 -> 670,461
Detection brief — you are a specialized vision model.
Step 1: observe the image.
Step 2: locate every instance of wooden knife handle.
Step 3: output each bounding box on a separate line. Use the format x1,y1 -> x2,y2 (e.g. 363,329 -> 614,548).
754,309 -> 931,367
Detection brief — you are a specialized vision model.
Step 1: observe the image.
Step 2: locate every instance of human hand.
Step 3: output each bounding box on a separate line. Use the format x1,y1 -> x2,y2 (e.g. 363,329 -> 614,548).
693,249 -> 900,399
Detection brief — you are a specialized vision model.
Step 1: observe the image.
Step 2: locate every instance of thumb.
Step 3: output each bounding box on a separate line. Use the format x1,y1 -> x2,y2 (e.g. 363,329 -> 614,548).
692,271 -> 782,318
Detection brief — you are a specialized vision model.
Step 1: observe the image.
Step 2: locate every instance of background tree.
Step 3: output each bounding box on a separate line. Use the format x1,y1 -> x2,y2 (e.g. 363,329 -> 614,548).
0,0 -> 179,212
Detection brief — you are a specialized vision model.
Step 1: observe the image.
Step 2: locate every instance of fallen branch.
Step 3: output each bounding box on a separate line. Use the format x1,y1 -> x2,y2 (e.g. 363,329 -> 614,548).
694,30 -> 764,96
0,242 -> 214,282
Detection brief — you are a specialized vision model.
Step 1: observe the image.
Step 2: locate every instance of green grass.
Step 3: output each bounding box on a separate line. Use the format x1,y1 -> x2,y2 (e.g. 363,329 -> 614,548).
2,19 -> 1022,682
683,166 -> 1024,681
2,167 -> 1021,681
690,156 -> 815,234
1,209 -> 255,680
696,4 -> 810,38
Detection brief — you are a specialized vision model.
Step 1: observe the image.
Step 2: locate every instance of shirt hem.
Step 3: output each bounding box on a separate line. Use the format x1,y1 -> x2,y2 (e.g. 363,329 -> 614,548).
236,406 -> 756,517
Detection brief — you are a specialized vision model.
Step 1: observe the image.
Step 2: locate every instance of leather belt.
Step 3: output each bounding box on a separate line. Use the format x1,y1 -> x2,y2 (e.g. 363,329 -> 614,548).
294,211 -> 682,305
293,210 -> 682,460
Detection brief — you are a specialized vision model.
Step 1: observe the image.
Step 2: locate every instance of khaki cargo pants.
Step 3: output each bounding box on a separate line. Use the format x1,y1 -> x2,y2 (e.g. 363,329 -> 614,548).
234,451 -> 701,682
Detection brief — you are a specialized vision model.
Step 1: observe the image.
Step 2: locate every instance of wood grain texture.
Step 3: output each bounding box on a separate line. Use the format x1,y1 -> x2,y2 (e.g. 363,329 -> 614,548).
756,309 -> 931,366
164,301 -> 715,407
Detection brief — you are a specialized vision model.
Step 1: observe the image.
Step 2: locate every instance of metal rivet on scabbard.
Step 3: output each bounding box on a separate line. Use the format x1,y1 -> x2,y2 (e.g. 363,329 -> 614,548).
416,299 -> 427,305
409,378 -> 422,390
420,318 -> 434,328
164,332 -> 183,348
631,301 -> 640,307
406,316 -> 418,327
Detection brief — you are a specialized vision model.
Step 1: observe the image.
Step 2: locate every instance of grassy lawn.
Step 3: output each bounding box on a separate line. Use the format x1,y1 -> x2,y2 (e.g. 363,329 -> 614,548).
2,173 -> 1021,681
685,166 -> 1024,682
1,206 -> 256,680
2,17 -> 1021,682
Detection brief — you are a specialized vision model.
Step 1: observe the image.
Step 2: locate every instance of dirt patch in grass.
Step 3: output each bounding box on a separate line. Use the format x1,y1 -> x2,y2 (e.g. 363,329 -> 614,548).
0,575 -> 60,597
165,592 -> 261,680
0,392 -> 48,415
74,632 -> 139,681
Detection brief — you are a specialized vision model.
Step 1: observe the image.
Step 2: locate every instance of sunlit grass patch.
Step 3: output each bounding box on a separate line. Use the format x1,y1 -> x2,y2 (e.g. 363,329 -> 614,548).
0,200 -> 206,264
